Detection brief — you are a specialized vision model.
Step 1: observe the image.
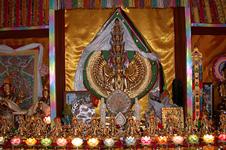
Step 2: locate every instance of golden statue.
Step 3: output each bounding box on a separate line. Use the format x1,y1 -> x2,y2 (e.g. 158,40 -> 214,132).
125,116 -> 140,137
84,18 -> 156,99
50,118 -> 63,138
149,110 -> 156,135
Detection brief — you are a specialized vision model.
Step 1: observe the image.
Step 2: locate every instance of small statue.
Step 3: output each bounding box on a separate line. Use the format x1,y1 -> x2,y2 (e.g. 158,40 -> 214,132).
103,126 -> 110,137
219,112 -> 226,132
50,118 -> 63,138
88,117 -> 100,137
17,116 -> 26,136
71,116 -> 82,137
0,118 -> 13,136
200,113 -> 211,134
126,116 -> 140,137
149,110 -> 156,135
109,117 -> 119,138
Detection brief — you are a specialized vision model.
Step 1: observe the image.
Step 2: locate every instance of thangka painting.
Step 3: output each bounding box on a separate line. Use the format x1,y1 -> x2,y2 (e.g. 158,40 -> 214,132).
0,50 -> 38,109
203,83 -> 213,118
65,91 -> 95,123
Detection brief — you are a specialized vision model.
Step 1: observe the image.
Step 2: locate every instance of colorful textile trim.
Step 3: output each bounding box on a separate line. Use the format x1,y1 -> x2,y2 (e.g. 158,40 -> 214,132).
55,0 -> 187,9
0,0 -> 49,28
191,0 -> 226,24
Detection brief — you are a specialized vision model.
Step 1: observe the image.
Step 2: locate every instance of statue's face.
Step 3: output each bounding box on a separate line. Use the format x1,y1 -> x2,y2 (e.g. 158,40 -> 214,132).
3,83 -> 11,95
115,35 -> 120,41
116,45 -> 121,52
43,89 -> 49,99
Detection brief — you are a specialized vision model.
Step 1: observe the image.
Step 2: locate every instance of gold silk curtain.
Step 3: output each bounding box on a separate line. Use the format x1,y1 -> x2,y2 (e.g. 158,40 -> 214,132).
65,9 -> 175,97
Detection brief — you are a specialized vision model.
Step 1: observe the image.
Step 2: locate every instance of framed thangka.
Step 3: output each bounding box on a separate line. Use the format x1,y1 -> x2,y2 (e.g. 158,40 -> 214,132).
0,50 -> 38,109
65,91 -> 95,123
203,82 -> 213,118
162,107 -> 184,132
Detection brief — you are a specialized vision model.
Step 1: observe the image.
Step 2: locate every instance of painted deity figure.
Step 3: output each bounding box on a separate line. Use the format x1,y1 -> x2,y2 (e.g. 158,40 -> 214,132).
217,63 -> 226,111
27,82 -> 50,116
0,77 -> 25,121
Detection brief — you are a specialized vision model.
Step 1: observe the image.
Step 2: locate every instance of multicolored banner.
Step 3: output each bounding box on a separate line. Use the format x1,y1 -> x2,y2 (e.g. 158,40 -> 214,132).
0,0 -> 49,28
191,0 -> 226,24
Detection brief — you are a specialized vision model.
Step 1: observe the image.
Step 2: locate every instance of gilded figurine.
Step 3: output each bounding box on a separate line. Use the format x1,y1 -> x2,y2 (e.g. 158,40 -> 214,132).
149,110 -> 156,135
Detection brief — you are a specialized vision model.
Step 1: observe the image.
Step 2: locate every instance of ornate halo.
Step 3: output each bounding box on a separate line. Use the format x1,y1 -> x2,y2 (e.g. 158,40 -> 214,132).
106,90 -> 131,114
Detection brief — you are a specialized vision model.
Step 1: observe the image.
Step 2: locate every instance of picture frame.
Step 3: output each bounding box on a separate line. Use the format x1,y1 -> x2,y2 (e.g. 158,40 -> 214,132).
203,82 -> 214,118
162,107 -> 184,130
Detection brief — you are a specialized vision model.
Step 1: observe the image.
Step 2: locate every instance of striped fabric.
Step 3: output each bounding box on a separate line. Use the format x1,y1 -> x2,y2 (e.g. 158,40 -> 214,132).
1,0 -> 225,29
0,0 -> 49,28
191,0 -> 226,24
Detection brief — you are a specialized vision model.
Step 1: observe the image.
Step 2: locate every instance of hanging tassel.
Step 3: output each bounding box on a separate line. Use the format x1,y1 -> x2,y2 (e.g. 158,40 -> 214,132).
100,97 -> 106,128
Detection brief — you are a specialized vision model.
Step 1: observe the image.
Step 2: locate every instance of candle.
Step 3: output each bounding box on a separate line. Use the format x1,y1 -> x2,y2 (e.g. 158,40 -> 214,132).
125,136 -> 136,146
218,133 -> 226,143
0,136 -> 4,145
25,138 -> 37,146
41,138 -> 52,146
56,137 -> 68,147
104,138 -> 115,147
188,134 -> 199,144
71,138 -> 83,147
141,136 -> 152,145
172,135 -> 184,145
157,136 -> 168,145
10,137 -> 21,146
203,134 -> 215,144
87,138 -> 99,147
